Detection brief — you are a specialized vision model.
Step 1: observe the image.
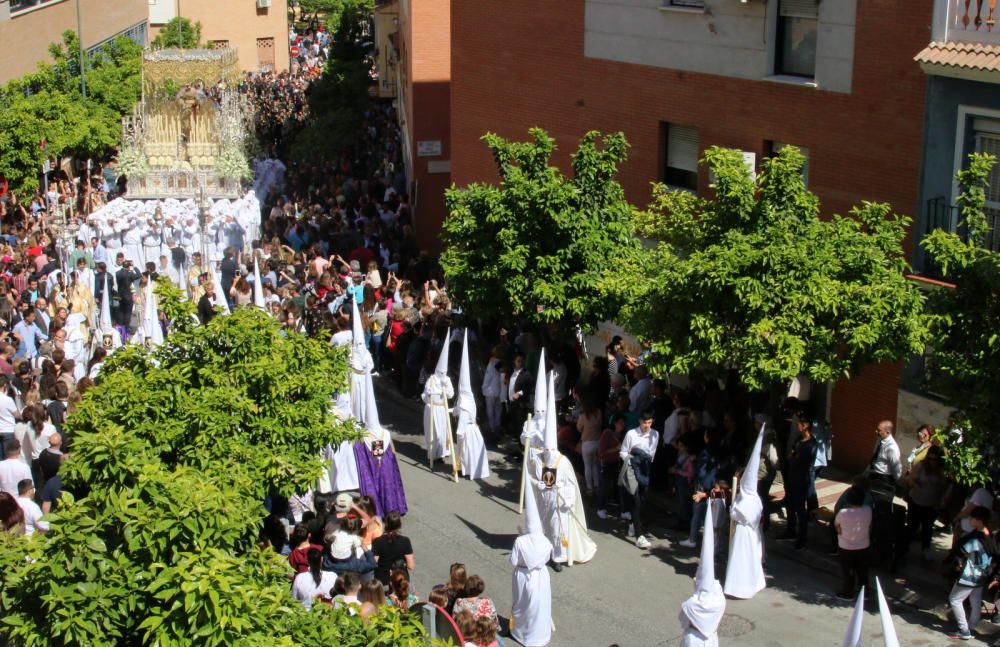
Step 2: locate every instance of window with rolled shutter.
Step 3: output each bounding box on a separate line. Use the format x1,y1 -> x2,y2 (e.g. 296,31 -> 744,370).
775,0 -> 818,78
779,0 -> 819,18
974,119 -> 1000,250
664,124 -> 699,191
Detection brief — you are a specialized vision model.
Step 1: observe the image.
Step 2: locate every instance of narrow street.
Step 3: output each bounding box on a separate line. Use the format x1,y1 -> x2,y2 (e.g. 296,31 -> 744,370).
376,382 -> 949,646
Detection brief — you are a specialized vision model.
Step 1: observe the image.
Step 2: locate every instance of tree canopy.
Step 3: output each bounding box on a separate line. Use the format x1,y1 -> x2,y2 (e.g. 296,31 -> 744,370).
0,31 -> 142,198
613,146 -> 927,391
151,18 -> 203,50
289,0 -> 373,160
441,128 -> 639,333
0,282 -> 435,645
922,153 -> 1000,485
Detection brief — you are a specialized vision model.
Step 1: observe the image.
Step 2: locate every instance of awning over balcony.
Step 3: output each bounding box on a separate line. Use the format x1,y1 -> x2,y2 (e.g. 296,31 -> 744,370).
915,41 -> 1000,82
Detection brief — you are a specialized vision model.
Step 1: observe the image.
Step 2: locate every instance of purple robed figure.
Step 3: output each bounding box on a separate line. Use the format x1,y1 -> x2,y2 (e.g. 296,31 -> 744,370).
354,432 -> 408,517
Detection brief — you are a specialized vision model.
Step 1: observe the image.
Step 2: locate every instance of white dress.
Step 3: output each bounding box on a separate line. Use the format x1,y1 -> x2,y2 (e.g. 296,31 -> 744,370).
421,373 -> 453,461
510,534 -> 553,647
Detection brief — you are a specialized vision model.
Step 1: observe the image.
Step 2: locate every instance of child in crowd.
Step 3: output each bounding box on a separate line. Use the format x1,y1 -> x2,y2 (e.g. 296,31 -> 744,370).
669,436 -> 695,531
834,484 -> 872,600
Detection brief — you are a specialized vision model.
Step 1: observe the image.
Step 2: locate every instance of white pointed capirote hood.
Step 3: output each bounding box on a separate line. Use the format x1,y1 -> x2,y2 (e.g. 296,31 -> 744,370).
875,578 -> 900,647
741,423 -> 766,496
252,257 -> 265,309
98,278 -> 113,332
680,496 -> 726,637
434,327 -> 451,376
351,297 -> 365,350
696,494 -> 716,588
362,371 -> 384,444
543,371 -> 558,452
522,468 -> 544,536
532,347 -> 547,418
458,329 -> 476,415
841,586 -> 865,647
211,271 -> 230,315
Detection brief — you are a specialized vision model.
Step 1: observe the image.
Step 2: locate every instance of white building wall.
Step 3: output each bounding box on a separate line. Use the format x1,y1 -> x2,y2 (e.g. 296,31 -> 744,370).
584,0 -> 856,93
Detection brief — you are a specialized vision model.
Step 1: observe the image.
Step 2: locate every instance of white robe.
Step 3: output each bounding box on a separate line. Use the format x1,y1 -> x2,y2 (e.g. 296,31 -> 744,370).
349,348 -> 374,421
529,452 -> 596,565
421,373 -> 453,461
455,399 -> 489,480
510,534 -> 553,647
321,440 -> 360,493
723,490 -> 765,599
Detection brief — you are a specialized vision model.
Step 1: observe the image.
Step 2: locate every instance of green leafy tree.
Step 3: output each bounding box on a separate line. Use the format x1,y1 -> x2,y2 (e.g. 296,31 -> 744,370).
0,31 -> 141,198
922,153 -> 1000,485
151,17 -> 203,49
289,0 -> 372,159
441,128 -> 639,333
614,146 -> 927,392
0,283 -> 439,645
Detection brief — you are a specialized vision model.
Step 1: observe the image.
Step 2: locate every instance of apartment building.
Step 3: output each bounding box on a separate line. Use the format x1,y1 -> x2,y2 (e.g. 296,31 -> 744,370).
0,0 -> 148,84
148,0 -> 289,72
449,0 -> 934,469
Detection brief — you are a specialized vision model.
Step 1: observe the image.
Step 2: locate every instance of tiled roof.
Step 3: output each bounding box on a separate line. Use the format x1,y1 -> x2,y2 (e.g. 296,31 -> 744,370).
915,41 -> 1000,72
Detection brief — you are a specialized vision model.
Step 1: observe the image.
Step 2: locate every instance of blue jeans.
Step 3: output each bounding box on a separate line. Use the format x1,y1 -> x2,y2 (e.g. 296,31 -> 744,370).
370,332 -> 384,371
597,462 -> 621,512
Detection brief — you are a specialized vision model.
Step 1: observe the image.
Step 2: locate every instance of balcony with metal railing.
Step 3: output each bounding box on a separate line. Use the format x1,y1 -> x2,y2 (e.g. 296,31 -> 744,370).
917,196 -> 1000,277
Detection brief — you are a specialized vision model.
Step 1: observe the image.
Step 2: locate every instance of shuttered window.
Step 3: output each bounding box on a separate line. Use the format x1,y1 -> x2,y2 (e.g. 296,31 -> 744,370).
779,0 -> 819,18
776,0 -> 818,78
664,124 -> 699,191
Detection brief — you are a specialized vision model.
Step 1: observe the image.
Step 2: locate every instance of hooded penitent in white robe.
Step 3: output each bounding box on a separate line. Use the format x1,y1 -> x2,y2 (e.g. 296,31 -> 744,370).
510,477 -> 553,647
349,299 -> 374,422
456,330 -> 489,480
680,500 -> 726,647
421,330 -> 453,464
724,424 -> 767,599
529,373 -> 596,566
90,284 -> 122,359
64,313 -> 89,381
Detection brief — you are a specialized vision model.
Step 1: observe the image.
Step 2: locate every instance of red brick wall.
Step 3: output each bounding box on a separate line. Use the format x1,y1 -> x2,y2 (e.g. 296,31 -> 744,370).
399,0 -> 451,252
449,0 -> 931,471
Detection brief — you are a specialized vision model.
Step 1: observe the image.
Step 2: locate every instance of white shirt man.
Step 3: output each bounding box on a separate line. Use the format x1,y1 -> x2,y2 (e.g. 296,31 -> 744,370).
869,420 -> 902,482
619,413 -> 660,549
0,440 -> 31,496
16,480 -> 48,536
628,365 -> 653,413
0,386 -> 19,437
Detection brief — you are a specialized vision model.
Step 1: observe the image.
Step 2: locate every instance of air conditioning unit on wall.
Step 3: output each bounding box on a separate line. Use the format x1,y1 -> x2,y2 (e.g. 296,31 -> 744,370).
257,0 -> 272,8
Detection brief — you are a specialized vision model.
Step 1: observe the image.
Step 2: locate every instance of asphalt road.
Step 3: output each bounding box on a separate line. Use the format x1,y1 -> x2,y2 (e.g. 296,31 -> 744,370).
376,386 -> 953,646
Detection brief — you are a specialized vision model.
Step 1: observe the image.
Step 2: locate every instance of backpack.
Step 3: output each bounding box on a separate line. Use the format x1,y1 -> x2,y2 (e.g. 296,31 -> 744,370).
957,533 -> 995,587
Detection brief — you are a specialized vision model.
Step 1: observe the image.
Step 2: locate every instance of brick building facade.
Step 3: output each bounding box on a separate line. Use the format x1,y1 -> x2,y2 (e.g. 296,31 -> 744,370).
449,0 -> 933,469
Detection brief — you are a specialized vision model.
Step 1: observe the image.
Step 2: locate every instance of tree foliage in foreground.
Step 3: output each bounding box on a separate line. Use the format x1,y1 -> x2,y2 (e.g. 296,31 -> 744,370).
0,31 -> 142,198
613,146 -> 927,391
0,282 -> 436,646
442,128 -> 639,333
922,153 -> 1000,485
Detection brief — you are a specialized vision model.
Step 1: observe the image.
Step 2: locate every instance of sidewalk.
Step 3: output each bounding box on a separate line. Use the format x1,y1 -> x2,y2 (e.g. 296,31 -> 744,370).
373,377 -> 991,636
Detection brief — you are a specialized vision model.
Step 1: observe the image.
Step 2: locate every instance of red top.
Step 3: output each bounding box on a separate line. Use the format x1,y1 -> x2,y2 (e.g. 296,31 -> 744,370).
287,543 -> 324,573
